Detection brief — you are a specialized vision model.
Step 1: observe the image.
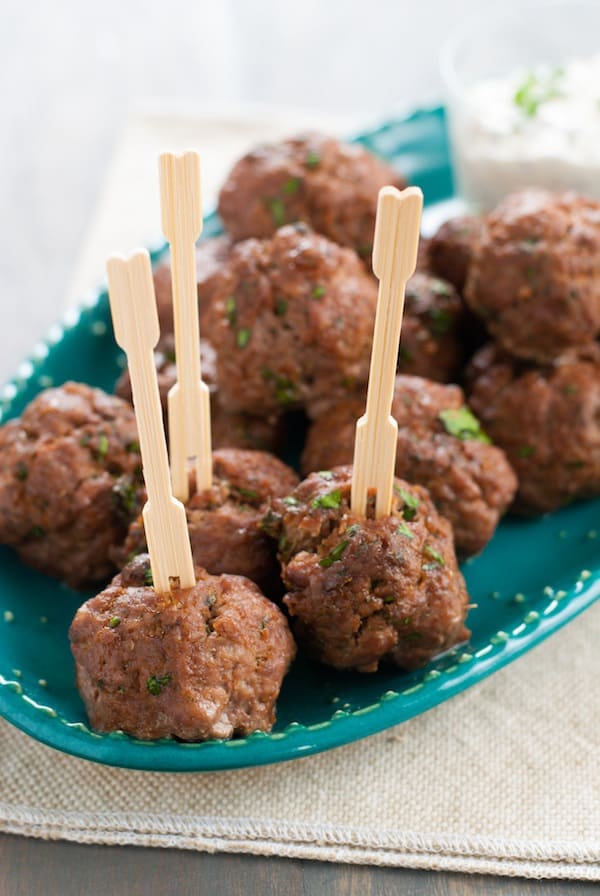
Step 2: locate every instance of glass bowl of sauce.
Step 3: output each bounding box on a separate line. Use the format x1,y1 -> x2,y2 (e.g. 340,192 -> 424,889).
441,1 -> 600,210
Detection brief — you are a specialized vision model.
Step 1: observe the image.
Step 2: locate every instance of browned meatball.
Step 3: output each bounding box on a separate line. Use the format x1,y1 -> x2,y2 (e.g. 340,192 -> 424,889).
154,235 -> 232,334
263,467 -> 469,673
301,376 -> 516,557
465,190 -> 600,362
397,273 -> 465,383
0,383 -> 143,589
428,215 -> 482,293
218,132 -> 404,265
115,449 -> 299,597
69,554 -> 296,741
466,342 -> 600,516
203,224 -> 378,418
115,335 -> 285,454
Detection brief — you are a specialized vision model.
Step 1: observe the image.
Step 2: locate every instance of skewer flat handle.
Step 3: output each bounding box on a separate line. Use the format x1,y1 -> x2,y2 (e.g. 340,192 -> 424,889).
106,251 -> 195,593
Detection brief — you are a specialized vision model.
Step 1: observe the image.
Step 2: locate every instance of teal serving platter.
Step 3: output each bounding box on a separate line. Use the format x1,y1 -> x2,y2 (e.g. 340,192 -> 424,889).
0,106 -> 598,771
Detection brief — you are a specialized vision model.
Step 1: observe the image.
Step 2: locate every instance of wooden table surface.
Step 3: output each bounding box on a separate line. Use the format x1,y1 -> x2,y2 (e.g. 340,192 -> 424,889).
1,834 -> 597,895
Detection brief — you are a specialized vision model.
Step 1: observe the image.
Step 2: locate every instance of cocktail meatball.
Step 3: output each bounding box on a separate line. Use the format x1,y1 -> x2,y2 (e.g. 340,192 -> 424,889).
465,190 -> 600,361
301,376 -> 517,557
263,467 -> 469,673
115,336 -> 285,454
0,383 -> 143,589
218,132 -> 404,264
397,273 -> 465,383
153,235 -> 232,334
115,449 -> 299,597
428,215 -> 482,293
466,342 -> 600,516
204,224 -> 378,418
69,554 -> 296,741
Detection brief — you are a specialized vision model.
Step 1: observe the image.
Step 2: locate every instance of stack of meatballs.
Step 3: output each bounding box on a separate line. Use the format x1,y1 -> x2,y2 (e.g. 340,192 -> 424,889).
1,130 -> 598,744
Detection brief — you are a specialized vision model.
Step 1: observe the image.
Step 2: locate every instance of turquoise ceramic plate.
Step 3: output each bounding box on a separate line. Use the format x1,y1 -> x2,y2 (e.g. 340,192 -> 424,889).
0,107 -> 598,771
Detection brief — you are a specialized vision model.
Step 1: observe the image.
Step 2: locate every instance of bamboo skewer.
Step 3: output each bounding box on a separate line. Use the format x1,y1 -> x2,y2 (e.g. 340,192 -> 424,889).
106,250 -> 195,594
351,185 -> 423,518
159,150 -> 212,503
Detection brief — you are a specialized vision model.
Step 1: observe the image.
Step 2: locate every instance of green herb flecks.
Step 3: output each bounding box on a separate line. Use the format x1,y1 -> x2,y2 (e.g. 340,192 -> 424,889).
225,296 -> 237,327
383,595 -> 395,604
311,489 -> 342,510
236,328 -> 251,349
357,244 -> 373,259
108,616 -> 121,629
146,674 -> 171,696
144,568 -> 154,587
261,367 -> 297,405
305,150 -> 321,169
30,526 -> 45,539
318,470 -> 333,480
312,285 -> 326,299
113,480 -> 139,518
15,462 -> 28,482
439,407 -> 491,443
430,279 -> 453,297
275,297 -> 288,316
397,522 -> 414,539
398,345 -> 413,363
423,545 -> 445,567
283,178 -> 300,195
126,440 -> 140,454
345,524 -> 361,537
518,445 -> 536,458
395,487 -> 419,521
429,307 -> 452,336
267,197 -> 286,227
97,434 -> 109,460
320,539 -> 349,568
282,495 -> 299,507
233,486 -> 259,502
514,67 -> 564,118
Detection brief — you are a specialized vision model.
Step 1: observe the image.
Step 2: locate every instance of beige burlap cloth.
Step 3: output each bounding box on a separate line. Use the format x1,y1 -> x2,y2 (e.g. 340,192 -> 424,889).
1,110 -> 598,879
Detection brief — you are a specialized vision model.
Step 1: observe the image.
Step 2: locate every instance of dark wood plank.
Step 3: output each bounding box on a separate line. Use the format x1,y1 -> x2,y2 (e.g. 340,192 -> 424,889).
0,834 -> 597,896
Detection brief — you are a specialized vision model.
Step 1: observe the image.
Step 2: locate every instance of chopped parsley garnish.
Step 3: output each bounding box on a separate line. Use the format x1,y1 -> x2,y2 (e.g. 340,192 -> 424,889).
144,568 -> 154,587
260,367 -> 296,404
319,539 -> 349,568
15,462 -> 28,482
113,480 -> 139,517
30,525 -> 45,539
345,524 -> 361,537
383,595 -> 395,604
97,434 -> 109,460
430,279 -> 453,297
282,495 -> 299,506
318,470 -> 333,480
395,487 -> 419,521
236,328 -> 251,349
233,486 -> 259,501
79,434 -> 90,448
311,489 -> 342,510
225,296 -> 237,327
514,67 -> 564,118
146,674 -> 171,696
423,545 -> 445,566
108,616 -> 121,629
283,177 -> 300,195
126,440 -> 140,454
429,307 -> 452,336
357,244 -> 373,258
305,150 -> 321,168
275,297 -> 288,316
397,522 -> 414,539
267,197 -> 286,227
439,407 -> 491,443
398,345 -> 413,363
518,445 -> 535,458
564,383 -> 578,396
312,285 -> 326,299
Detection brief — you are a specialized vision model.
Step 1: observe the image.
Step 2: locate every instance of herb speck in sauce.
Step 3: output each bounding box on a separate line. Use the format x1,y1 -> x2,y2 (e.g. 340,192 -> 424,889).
146,674 -> 171,696
439,407 -> 491,443
320,539 -> 349,568
108,616 -> 121,629
236,328 -> 251,349
225,296 -> 237,327
311,489 -> 342,510
395,487 -> 419,521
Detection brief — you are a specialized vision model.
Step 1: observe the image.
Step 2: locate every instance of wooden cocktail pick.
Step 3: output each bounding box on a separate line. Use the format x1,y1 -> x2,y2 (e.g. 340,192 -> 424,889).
351,185 -> 423,518
159,150 -> 212,503
106,250 -> 195,593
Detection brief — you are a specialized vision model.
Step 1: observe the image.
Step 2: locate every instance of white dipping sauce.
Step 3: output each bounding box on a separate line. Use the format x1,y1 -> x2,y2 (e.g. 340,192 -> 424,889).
449,55 -> 600,210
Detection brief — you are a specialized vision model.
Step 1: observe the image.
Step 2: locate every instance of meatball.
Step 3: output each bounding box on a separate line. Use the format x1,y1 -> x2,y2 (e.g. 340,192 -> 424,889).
203,224 -> 378,418
153,235 -> 232,334
115,335 -> 285,454
301,375 -> 517,557
69,554 -> 296,741
263,467 -> 469,673
0,382 -> 143,589
428,215 -> 482,293
218,132 -> 404,264
465,190 -> 600,361
397,273 -> 465,383
115,448 -> 299,597
466,342 -> 600,516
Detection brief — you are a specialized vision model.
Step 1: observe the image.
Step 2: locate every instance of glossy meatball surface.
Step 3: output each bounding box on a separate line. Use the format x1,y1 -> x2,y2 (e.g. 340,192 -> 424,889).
70,554 -> 296,741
